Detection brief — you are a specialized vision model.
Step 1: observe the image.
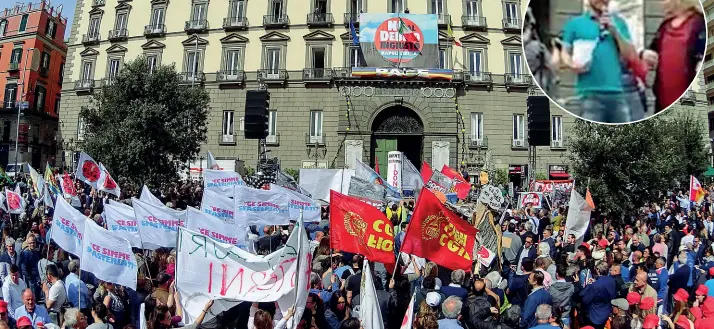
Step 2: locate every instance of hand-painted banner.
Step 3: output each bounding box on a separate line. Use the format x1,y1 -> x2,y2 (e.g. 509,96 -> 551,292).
104,203 -> 142,248
97,163 -> 121,197
140,185 -> 164,207
75,152 -> 101,188
201,189 -> 235,223
186,207 -> 248,250
269,184 -> 321,222
51,196 -> 86,256
5,187 -> 24,214
204,169 -> 245,198
81,221 -> 138,290
234,185 -> 291,225
518,192 -> 544,209
176,222 -> 310,324
529,180 -> 574,193
132,198 -> 186,250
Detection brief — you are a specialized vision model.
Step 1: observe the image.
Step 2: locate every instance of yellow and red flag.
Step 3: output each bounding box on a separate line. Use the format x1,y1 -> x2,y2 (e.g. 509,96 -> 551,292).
690,176 -> 706,204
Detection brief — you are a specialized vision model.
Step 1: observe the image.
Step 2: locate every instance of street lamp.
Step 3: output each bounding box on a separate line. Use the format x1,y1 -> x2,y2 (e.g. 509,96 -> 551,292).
15,47 -> 37,173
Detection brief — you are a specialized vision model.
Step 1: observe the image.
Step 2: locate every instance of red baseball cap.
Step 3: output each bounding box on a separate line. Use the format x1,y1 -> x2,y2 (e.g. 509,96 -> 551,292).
598,239 -> 609,248
17,316 -> 32,328
0,301 -> 8,313
642,314 -> 659,329
674,288 -> 689,302
639,297 -> 655,310
581,327 -> 595,329
675,315 -> 692,329
703,298 -> 714,317
696,284 -> 709,296
709,267 -> 714,276
627,291 -> 641,305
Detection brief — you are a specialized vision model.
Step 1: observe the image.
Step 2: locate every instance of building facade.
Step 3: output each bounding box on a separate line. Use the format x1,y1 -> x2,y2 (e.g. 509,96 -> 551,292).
0,2 -> 67,169
60,0 -> 595,189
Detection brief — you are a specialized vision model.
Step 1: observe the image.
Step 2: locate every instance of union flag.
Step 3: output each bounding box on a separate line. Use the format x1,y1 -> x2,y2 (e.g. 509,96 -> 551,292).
441,165 -> 471,199
329,190 -> 396,269
401,187 -> 477,271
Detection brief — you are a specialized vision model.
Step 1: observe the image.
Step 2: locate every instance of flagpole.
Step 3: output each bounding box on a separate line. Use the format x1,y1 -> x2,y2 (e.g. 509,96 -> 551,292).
292,209 -> 304,329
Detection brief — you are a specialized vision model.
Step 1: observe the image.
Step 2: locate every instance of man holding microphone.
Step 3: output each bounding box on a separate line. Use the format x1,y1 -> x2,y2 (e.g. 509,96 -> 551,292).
560,0 -> 636,123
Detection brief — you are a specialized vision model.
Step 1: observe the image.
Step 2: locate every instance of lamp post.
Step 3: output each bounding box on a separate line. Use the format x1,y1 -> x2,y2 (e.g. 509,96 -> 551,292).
306,139 -> 327,168
15,47 -> 36,174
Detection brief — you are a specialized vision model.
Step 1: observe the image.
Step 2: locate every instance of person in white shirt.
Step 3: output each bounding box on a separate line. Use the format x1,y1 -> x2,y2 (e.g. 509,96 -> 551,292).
42,264 -> 66,314
2,264 -> 26,319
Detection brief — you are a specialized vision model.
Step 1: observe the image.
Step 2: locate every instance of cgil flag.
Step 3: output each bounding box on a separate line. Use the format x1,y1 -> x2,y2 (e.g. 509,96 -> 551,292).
401,188 -> 477,271
51,196 -> 87,256
132,198 -> 186,250
359,260 -> 385,329
329,190 -> 395,269
81,220 -> 138,290
421,161 -> 433,186
75,152 -> 101,188
441,165 -> 470,199
207,151 -> 220,170
97,163 -> 121,197
690,176 -> 706,204
104,203 -> 142,248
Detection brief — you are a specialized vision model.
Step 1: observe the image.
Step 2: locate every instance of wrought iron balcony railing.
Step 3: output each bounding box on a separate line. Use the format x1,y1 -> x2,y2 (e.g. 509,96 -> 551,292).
144,24 -> 166,37
82,33 -> 101,45
462,15 -> 487,29
185,20 -> 209,33
223,16 -> 248,30
307,13 -> 333,26
108,28 -> 128,41
216,70 -> 246,83
263,15 -> 289,27
302,68 -> 333,82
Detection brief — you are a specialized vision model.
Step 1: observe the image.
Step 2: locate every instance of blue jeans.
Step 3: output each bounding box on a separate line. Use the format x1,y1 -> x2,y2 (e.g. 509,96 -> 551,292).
581,92 -> 631,123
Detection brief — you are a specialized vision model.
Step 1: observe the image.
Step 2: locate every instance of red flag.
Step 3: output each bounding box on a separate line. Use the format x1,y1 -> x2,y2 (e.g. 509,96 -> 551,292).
375,157 -> 380,175
441,165 -> 471,199
402,188 -> 477,271
421,161 -> 433,186
329,190 -> 395,269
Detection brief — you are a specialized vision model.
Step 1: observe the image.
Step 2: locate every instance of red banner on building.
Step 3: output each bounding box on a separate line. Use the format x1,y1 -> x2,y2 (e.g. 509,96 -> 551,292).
441,165 -> 470,199
401,188 -> 477,271
329,190 -> 395,269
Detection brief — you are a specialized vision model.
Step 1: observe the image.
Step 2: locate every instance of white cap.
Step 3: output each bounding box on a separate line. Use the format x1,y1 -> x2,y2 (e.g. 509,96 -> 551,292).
426,292 -> 441,307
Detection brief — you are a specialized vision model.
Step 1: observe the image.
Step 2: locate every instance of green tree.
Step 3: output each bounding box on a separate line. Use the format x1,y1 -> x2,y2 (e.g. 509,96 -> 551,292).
567,111 -> 709,220
79,57 -> 210,190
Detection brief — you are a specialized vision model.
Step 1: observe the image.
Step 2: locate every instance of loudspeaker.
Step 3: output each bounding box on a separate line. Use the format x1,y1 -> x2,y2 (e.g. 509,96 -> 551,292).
527,96 -> 551,147
244,90 -> 270,140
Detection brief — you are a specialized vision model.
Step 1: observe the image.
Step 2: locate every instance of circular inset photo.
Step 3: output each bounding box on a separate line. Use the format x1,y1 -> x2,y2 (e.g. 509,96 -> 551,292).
523,0 -> 706,124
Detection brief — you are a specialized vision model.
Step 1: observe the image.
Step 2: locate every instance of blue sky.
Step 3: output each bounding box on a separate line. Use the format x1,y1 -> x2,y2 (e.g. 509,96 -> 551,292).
53,0 -> 77,40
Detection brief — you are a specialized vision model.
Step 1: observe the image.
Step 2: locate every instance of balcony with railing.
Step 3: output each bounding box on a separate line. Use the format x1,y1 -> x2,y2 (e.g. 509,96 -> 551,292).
258,69 -> 288,83
92,0 -> 105,6
502,18 -> 521,31
462,15 -> 487,29
505,73 -> 531,87
144,24 -> 166,37
333,67 -> 358,80
74,79 -> 95,93
38,66 -> 49,78
435,14 -> 451,26
307,13 -> 333,27
468,136 -> 488,149
82,33 -> 101,45
343,12 -> 360,26
223,16 -> 248,31
303,68 -> 333,83
216,70 -> 245,84
108,28 -> 128,41
464,71 -> 493,85
177,72 -> 206,85
263,15 -> 289,28
185,20 -> 209,33
8,62 -> 20,72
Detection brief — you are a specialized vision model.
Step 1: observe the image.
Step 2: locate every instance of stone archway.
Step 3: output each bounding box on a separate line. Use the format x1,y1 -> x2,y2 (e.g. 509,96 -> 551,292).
370,105 -> 424,177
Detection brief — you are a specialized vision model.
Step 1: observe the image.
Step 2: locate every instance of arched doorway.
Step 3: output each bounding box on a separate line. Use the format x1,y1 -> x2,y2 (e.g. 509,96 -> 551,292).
371,105 -> 424,177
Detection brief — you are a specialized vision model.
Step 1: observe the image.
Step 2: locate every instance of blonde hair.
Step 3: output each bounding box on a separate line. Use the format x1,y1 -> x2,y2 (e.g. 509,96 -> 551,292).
424,262 -> 438,277
666,0 -> 703,17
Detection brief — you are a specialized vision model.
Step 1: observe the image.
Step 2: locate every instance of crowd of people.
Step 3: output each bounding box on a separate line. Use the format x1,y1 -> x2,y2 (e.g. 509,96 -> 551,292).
0,172 -> 711,329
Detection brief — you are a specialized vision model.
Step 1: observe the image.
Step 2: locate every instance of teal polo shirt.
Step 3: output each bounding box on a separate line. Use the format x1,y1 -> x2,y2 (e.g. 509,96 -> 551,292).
561,11 -> 632,95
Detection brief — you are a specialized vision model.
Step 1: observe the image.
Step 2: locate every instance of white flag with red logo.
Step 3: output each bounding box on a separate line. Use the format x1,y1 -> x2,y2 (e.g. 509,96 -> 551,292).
75,152 -> 101,188
4,186 -> 24,214
477,246 -> 496,267
97,163 -> 121,197
400,293 -> 416,329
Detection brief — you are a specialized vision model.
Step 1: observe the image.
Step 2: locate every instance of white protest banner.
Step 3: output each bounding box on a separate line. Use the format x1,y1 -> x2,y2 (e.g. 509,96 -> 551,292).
97,163 -> 121,197
358,260 -> 384,329
186,207 -> 248,250
299,169 -> 354,201
400,293 -> 416,329
518,192 -> 544,209
104,204 -> 142,248
140,185 -> 164,207
204,169 -> 244,198
270,184 -> 320,222
75,152 -> 101,188
133,198 -> 185,250
81,221 -> 138,290
176,219 -> 310,324
234,185 -> 291,225
201,189 -> 235,223
51,196 -> 86,256
109,199 -> 134,212
387,151 -> 403,190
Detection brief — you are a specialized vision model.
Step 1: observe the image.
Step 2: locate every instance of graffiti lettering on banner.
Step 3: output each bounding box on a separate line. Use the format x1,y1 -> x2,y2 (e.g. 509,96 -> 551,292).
530,180 -> 574,193
519,192 -> 543,209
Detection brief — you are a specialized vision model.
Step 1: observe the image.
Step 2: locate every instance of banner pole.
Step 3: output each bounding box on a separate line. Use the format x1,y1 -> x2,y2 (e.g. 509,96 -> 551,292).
292,209 -> 304,328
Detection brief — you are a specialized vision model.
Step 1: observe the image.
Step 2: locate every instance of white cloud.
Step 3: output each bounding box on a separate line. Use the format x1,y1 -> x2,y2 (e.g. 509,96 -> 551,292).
360,27 -> 377,42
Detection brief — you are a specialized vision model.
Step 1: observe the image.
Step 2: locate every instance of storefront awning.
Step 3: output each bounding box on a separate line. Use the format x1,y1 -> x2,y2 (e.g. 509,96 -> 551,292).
549,172 -> 571,179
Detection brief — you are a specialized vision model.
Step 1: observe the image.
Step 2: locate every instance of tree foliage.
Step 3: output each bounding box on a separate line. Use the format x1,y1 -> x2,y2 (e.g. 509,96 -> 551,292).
567,110 -> 709,220
79,57 -> 210,190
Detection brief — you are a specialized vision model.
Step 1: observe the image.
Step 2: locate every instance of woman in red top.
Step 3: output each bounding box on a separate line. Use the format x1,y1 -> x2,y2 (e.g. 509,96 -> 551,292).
641,0 -> 705,113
